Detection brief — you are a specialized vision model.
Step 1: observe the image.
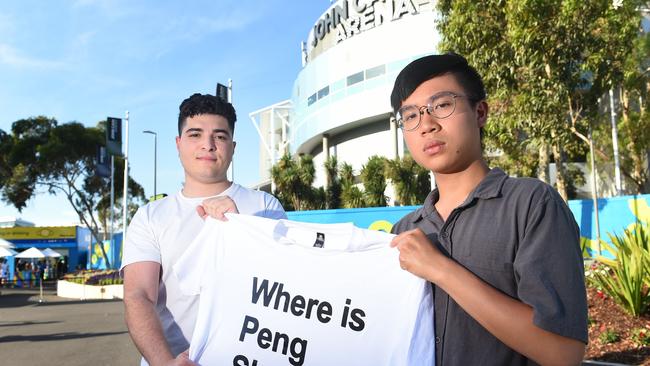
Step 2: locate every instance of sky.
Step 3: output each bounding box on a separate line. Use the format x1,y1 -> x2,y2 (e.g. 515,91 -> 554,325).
0,0 -> 329,226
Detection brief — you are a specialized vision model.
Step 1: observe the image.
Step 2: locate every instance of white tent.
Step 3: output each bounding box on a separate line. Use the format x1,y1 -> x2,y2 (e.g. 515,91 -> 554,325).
41,248 -> 62,258
15,247 -> 45,259
0,238 -> 15,249
0,247 -> 17,257
14,247 -> 48,302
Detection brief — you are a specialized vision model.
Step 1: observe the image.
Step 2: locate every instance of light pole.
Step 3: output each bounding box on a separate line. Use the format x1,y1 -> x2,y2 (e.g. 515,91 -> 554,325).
143,130 -> 157,199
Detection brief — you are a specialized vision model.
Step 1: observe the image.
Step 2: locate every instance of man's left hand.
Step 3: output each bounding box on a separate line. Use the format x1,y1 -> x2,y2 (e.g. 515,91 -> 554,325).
197,196 -> 239,221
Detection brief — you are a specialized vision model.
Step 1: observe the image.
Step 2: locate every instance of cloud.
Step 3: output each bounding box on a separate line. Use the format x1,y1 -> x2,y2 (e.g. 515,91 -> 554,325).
168,9 -> 264,41
0,43 -> 65,70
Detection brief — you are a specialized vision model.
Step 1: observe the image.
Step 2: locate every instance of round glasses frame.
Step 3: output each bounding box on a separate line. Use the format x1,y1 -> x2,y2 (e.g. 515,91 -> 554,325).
396,92 -> 475,131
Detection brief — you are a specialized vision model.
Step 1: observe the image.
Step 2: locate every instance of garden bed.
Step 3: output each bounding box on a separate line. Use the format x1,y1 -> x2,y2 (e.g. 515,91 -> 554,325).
57,269 -> 123,300
586,284 -> 650,364
56,280 -> 123,300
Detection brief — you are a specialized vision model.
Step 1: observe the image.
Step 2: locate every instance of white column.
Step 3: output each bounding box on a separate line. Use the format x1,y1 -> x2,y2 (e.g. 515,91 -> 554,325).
271,107 -> 276,193
228,79 -> 234,181
390,117 -> 400,160
322,134 -> 330,189
609,89 -> 622,195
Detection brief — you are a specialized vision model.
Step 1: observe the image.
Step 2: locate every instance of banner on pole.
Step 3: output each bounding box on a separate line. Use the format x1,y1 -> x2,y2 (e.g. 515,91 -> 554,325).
96,145 -> 110,178
216,83 -> 229,103
106,117 -> 122,156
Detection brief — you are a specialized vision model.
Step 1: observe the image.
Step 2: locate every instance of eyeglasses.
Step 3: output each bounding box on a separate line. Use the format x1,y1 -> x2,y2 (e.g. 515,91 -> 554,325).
396,92 -> 474,131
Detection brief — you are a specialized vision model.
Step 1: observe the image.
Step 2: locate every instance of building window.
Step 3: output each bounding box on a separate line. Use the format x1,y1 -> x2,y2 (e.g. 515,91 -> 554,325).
307,93 -> 317,106
365,64 -> 385,79
317,86 -> 330,99
346,71 -> 364,86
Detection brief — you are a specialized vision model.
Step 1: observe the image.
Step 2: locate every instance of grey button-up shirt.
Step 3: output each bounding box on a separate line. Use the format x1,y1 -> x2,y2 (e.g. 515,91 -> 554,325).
392,168 -> 588,366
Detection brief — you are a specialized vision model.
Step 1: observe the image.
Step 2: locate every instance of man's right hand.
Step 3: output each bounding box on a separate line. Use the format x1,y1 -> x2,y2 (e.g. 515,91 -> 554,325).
123,262 -> 180,366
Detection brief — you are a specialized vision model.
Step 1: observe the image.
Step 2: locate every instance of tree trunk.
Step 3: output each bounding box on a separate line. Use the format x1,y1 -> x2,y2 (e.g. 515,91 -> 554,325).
63,183 -> 112,269
538,144 -> 550,183
552,141 -> 569,201
100,212 -> 108,241
620,89 -> 644,194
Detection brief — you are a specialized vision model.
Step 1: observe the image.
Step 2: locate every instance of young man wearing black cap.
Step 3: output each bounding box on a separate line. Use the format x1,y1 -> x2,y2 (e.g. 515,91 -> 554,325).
390,54 -> 588,365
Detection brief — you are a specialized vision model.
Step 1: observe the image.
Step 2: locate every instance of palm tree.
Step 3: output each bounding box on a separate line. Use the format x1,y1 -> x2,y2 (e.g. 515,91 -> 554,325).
385,156 -> 431,206
340,163 -> 365,208
361,155 -> 388,207
270,153 -> 317,211
324,156 -> 342,209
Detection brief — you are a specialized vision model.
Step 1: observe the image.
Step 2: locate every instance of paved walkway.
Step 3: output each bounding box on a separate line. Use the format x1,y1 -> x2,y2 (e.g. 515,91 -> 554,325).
0,287 -> 140,366
0,288 -> 628,365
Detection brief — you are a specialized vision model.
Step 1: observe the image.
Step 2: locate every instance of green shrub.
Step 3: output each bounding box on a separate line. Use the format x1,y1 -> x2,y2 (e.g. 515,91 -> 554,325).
579,237 -> 591,258
62,269 -> 122,286
586,222 -> 650,317
631,327 -> 650,347
586,316 -> 595,327
598,329 -> 620,344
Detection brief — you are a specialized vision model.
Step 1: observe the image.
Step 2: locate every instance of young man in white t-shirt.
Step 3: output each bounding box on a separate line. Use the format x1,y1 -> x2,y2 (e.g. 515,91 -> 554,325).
121,93 -> 286,366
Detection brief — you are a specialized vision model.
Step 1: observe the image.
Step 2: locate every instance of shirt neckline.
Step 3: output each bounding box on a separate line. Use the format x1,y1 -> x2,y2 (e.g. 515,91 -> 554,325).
178,183 -> 238,202
411,168 -> 508,223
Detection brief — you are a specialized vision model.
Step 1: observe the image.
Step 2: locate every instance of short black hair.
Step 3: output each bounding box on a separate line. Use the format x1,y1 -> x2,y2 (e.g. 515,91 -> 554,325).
178,93 -> 237,136
390,53 -> 486,114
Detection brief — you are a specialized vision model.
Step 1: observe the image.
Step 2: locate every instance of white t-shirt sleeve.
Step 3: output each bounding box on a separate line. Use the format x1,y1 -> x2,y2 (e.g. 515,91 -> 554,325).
173,217 -> 222,296
120,207 -> 161,271
262,193 -> 287,220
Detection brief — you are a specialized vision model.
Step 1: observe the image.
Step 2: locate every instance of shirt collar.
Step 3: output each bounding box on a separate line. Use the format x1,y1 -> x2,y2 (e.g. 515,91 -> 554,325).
471,167 -> 508,200
408,168 -> 508,223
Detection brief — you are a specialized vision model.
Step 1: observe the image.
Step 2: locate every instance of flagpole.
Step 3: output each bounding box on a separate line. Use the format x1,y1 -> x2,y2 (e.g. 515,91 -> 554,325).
228,79 -> 234,181
109,155 -> 115,268
122,111 -> 130,248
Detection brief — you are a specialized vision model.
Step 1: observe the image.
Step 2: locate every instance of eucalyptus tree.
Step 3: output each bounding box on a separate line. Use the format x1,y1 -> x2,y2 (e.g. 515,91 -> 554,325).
0,117 -> 146,268
613,31 -> 650,193
437,0 -> 644,199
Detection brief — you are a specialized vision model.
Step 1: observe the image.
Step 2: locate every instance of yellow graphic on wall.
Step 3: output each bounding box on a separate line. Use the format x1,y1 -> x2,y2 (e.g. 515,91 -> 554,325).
627,198 -> 650,230
0,226 -> 76,240
368,220 -> 393,233
91,241 -> 112,266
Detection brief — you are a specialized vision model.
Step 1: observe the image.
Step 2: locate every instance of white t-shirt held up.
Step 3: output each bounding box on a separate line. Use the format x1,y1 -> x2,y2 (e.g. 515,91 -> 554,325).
175,214 -> 435,366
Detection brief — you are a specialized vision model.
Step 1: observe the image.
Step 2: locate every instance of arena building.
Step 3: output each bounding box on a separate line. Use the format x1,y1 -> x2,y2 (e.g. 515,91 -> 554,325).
251,0 -> 439,193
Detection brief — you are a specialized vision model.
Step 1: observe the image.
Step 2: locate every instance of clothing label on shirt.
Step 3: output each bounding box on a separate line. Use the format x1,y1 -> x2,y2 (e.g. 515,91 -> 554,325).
313,232 -> 325,248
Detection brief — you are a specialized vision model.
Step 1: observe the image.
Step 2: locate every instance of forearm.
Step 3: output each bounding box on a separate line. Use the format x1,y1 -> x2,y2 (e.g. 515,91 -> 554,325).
430,258 -> 585,365
124,295 -> 174,366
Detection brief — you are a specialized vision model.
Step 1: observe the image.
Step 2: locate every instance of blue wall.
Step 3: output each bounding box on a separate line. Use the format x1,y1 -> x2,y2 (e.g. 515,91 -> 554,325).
288,194 -> 650,258
109,194 -> 648,268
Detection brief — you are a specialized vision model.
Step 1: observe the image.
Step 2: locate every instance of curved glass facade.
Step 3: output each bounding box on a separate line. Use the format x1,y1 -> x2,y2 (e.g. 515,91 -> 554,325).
252,0 -> 440,188
291,1 -> 439,155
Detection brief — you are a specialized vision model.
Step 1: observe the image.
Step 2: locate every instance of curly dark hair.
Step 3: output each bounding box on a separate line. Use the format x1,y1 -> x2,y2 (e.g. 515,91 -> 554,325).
177,93 -> 237,136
